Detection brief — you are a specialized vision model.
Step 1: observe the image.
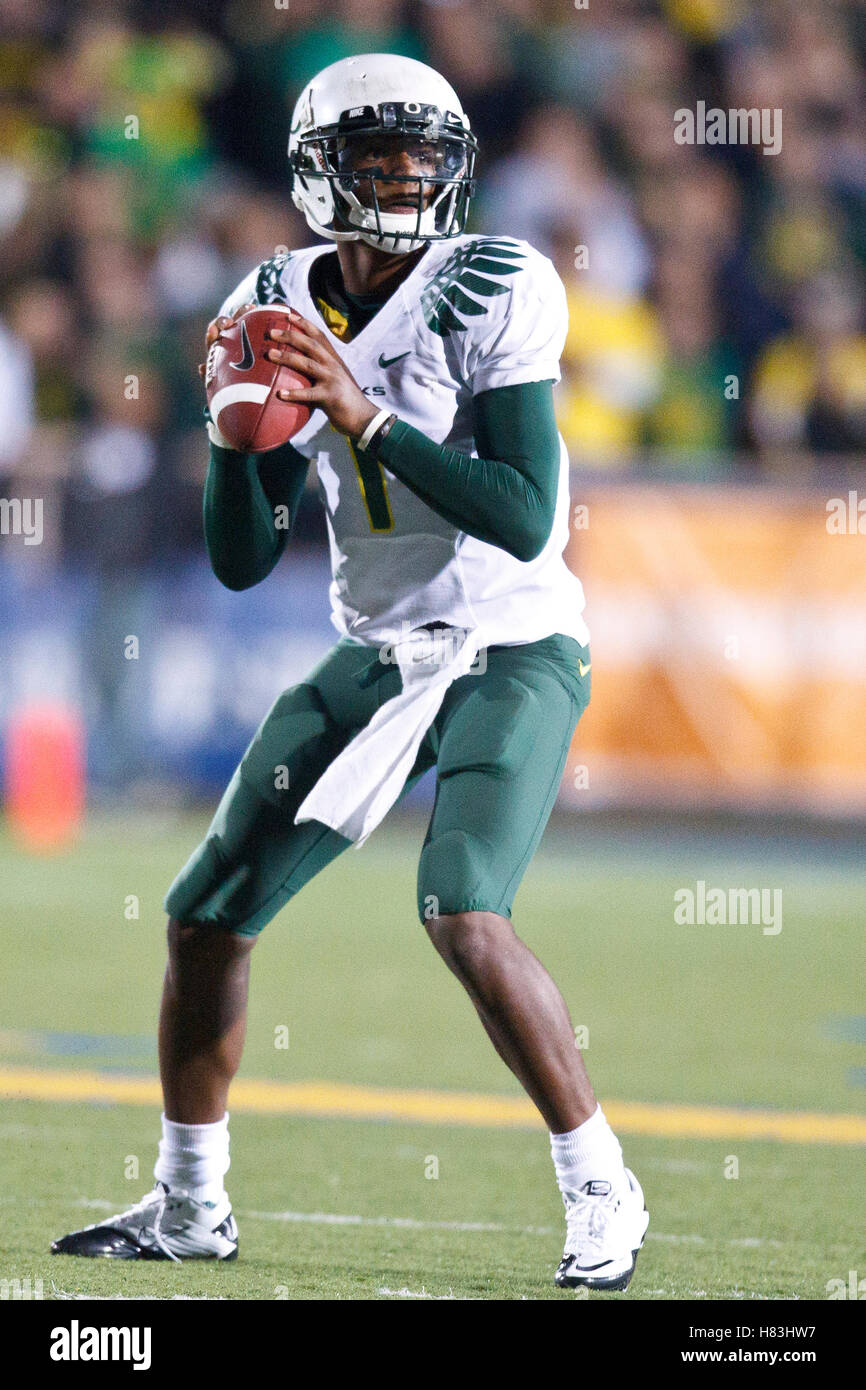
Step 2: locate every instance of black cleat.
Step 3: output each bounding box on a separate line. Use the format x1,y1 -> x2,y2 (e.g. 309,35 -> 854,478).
51,1183 -> 238,1262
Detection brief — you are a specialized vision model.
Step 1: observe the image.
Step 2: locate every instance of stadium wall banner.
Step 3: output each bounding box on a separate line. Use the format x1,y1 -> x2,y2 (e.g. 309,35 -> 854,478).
563,483 -> 866,817
1,484 -> 863,817
0,554 -> 337,795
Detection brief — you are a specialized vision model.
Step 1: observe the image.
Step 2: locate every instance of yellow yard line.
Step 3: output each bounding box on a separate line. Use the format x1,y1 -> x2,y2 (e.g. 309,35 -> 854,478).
0,1065 -> 864,1145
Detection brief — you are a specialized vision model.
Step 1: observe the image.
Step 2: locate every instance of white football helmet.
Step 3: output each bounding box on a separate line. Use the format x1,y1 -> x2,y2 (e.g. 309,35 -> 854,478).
288,53 -> 477,255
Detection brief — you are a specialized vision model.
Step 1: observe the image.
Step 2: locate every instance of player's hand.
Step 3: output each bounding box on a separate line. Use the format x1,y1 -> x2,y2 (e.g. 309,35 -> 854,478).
267,311 -> 379,440
197,303 -> 258,379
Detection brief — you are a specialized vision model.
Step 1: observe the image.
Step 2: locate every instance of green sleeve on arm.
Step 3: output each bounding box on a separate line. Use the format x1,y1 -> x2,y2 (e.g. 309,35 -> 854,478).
203,440 -> 310,590
374,380 -> 560,562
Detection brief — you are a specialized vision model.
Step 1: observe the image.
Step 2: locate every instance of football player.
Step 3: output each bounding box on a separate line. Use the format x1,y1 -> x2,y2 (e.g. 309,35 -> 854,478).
52,54 -> 648,1291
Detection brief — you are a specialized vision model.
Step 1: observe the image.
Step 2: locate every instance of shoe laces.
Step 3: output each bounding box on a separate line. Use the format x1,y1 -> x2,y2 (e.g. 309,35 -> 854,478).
151,1187 -> 182,1263
564,1185 -> 622,1255
108,1184 -> 182,1263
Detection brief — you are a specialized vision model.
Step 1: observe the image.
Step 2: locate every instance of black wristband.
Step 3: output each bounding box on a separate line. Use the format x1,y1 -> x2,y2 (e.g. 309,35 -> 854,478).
365,412 -> 398,455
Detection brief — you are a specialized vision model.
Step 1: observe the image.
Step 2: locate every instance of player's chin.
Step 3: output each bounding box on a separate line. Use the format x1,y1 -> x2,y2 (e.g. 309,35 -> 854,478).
366,194 -> 435,215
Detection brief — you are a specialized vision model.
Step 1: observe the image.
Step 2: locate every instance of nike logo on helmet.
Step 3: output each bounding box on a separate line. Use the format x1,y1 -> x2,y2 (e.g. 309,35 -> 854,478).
230,322 -> 255,372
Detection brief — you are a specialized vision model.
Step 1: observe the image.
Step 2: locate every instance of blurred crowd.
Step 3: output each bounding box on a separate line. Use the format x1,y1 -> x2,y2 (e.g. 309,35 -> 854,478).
1,0 -> 865,570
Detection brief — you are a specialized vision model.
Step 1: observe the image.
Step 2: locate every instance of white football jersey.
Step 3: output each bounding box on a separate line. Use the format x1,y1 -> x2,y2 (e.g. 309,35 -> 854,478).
219,235 -> 589,650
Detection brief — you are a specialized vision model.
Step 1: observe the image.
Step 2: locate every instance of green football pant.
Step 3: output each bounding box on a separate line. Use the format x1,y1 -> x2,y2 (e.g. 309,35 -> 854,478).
164,632 -> 591,934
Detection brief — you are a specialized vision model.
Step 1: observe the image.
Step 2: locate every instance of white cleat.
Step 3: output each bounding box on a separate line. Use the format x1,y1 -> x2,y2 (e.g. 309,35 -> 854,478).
51,1182 -> 238,1262
554,1168 -> 649,1291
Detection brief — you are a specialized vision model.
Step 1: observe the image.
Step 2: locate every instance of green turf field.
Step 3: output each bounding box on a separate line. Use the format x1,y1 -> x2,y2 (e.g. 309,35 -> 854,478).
1,813 -> 864,1300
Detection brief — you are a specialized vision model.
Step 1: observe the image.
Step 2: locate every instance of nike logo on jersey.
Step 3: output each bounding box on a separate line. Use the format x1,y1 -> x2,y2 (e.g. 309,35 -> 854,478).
378,351 -> 410,368
578,659 -> 591,678
230,322 -> 255,371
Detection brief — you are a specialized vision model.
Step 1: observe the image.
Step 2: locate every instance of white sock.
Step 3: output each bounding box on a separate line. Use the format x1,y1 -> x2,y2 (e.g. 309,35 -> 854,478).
550,1104 -> 627,1198
154,1113 -> 230,1205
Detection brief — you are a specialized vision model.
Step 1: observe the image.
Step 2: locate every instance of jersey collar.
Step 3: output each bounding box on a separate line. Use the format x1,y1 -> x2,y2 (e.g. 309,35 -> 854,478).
300,244 -> 431,355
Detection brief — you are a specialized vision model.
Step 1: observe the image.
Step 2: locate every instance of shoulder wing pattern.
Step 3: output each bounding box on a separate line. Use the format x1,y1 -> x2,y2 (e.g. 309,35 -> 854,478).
420,238 -> 527,337
255,253 -> 294,305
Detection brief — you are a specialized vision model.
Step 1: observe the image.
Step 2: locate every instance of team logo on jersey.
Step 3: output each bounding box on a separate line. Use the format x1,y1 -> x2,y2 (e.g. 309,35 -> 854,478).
420,238 -> 525,336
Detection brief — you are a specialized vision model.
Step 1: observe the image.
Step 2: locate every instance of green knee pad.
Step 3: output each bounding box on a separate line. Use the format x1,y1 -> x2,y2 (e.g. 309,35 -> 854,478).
163,835 -> 251,929
417,828 -> 507,921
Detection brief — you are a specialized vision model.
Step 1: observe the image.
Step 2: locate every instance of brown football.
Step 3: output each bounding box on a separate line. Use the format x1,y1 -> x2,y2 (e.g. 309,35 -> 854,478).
204,305 -> 311,452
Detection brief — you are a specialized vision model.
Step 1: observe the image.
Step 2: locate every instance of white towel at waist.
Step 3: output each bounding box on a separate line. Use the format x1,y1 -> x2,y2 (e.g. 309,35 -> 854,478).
295,625 -> 485,846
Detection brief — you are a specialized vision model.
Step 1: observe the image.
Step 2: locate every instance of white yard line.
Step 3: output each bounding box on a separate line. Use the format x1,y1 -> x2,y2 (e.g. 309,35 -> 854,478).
238,1205 -> 781,1247
51,1287 -> 228,1301
240,1207 -> 538,1234
67,1196 -> 782,1249
377,1286 -> 480,1300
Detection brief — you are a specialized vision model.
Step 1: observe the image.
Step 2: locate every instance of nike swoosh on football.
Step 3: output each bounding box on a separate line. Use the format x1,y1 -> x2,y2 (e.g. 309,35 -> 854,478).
378,351 -> 410,368
230,322 -> 255,371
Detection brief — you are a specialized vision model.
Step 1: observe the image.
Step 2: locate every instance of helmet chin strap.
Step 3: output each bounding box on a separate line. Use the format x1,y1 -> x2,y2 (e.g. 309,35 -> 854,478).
302,216 -> 427,254
355,228 -> 429,254
335,181 -> 453,254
